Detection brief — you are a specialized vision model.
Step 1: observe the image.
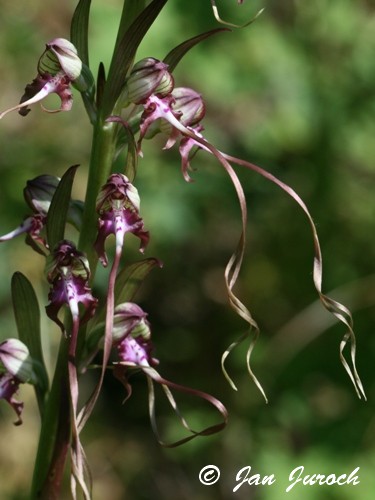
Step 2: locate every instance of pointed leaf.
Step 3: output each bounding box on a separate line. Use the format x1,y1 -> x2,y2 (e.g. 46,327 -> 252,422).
164,28 -> 230,72
123,127 -> 138,182
115,257 -> 163,304
67,199 -> 84,231
96,62 -> 106,109
102,0 -> 168,117
113,0 -> 147,51
46,165 -> 79,251
25,233 -> 48,257
71,1 -> 98,123
11,272 -> 49,411
70,0 -> 91,66
106,115 -> 138,181
85,258 -> 162,349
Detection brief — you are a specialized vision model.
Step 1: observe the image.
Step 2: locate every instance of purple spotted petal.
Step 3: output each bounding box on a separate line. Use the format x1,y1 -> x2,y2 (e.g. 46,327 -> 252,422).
46,274 -> 97,332
94,208 -> 149,266
0,73 -> 73,120
0,214 -> 46,247
0,372 -> 24,426
117,335 -> 158,367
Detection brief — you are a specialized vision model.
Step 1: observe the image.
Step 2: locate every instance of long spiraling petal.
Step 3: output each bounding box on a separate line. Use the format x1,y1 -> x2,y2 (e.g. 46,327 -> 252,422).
221,152 -> 366,400
210,0 -> 264,28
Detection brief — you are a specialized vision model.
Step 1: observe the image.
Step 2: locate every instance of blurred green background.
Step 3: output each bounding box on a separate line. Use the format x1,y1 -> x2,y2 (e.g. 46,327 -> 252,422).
0,0 -> 374,498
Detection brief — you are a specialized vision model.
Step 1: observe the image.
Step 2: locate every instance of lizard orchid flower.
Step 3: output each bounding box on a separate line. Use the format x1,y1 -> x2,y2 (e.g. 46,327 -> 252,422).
45,240 -> 97,333
0,338 -> 35,425
0,38 -> 82,119
0,175 -> 59,250
112,303 -> 228,446
135,85 -> 208,179
94,173 -> 149,267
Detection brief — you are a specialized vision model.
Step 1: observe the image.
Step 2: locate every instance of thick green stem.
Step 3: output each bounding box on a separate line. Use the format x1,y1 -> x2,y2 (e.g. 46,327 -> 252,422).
78,118 -> 118,272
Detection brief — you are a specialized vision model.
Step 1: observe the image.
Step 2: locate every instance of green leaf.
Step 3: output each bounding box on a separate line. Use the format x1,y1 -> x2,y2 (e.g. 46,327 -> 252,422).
11,272 -> 49,412
46,165 -> 79,251
115,257 -> 163,304
164,28 -> 230,72
71,1 -> 98,123
67,199 -> 84,231
113,0 -> 147,50
102,0 -> 168,117
86,258 -> 162,350
107,115 -> 138,182
96,62 -> 106,109
70,0 -> 91,66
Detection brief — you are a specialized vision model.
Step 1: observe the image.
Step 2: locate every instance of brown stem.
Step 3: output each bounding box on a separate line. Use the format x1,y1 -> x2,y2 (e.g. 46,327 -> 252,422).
37,372 -> 71,499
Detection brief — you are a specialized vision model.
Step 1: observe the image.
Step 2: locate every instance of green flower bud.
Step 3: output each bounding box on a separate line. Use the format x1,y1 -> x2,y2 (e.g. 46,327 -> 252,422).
38,38 -> 82,81
0,339 -> 36,384
96,174 -> 141,214
125,58 -> 174,104
23,174 -> 60,215
171,87 -> 206,126
45,240 -> 91,283
112,303 -> 151,343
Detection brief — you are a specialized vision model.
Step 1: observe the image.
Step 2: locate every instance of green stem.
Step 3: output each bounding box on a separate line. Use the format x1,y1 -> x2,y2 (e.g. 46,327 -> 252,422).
78,118 -> 118,272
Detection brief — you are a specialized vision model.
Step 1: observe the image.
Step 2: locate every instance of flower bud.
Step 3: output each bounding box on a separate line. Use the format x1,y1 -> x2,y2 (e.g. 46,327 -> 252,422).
96,174 -> 141,214
45,240 -> 91,283
0,339 -> 35,384
38,38 -> 82,81
125,58 -> 174,104
112,303 -> 151,343
23,174 -> 60,215
170,87 -> 206,127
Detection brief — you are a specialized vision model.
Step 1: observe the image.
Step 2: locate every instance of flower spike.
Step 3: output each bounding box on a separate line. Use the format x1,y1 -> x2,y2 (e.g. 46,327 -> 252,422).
77,178 -> 149,434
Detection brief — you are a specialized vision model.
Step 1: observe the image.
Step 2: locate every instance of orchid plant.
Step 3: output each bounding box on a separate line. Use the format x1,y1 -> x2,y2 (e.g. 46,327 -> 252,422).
0,1 -> 366,499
